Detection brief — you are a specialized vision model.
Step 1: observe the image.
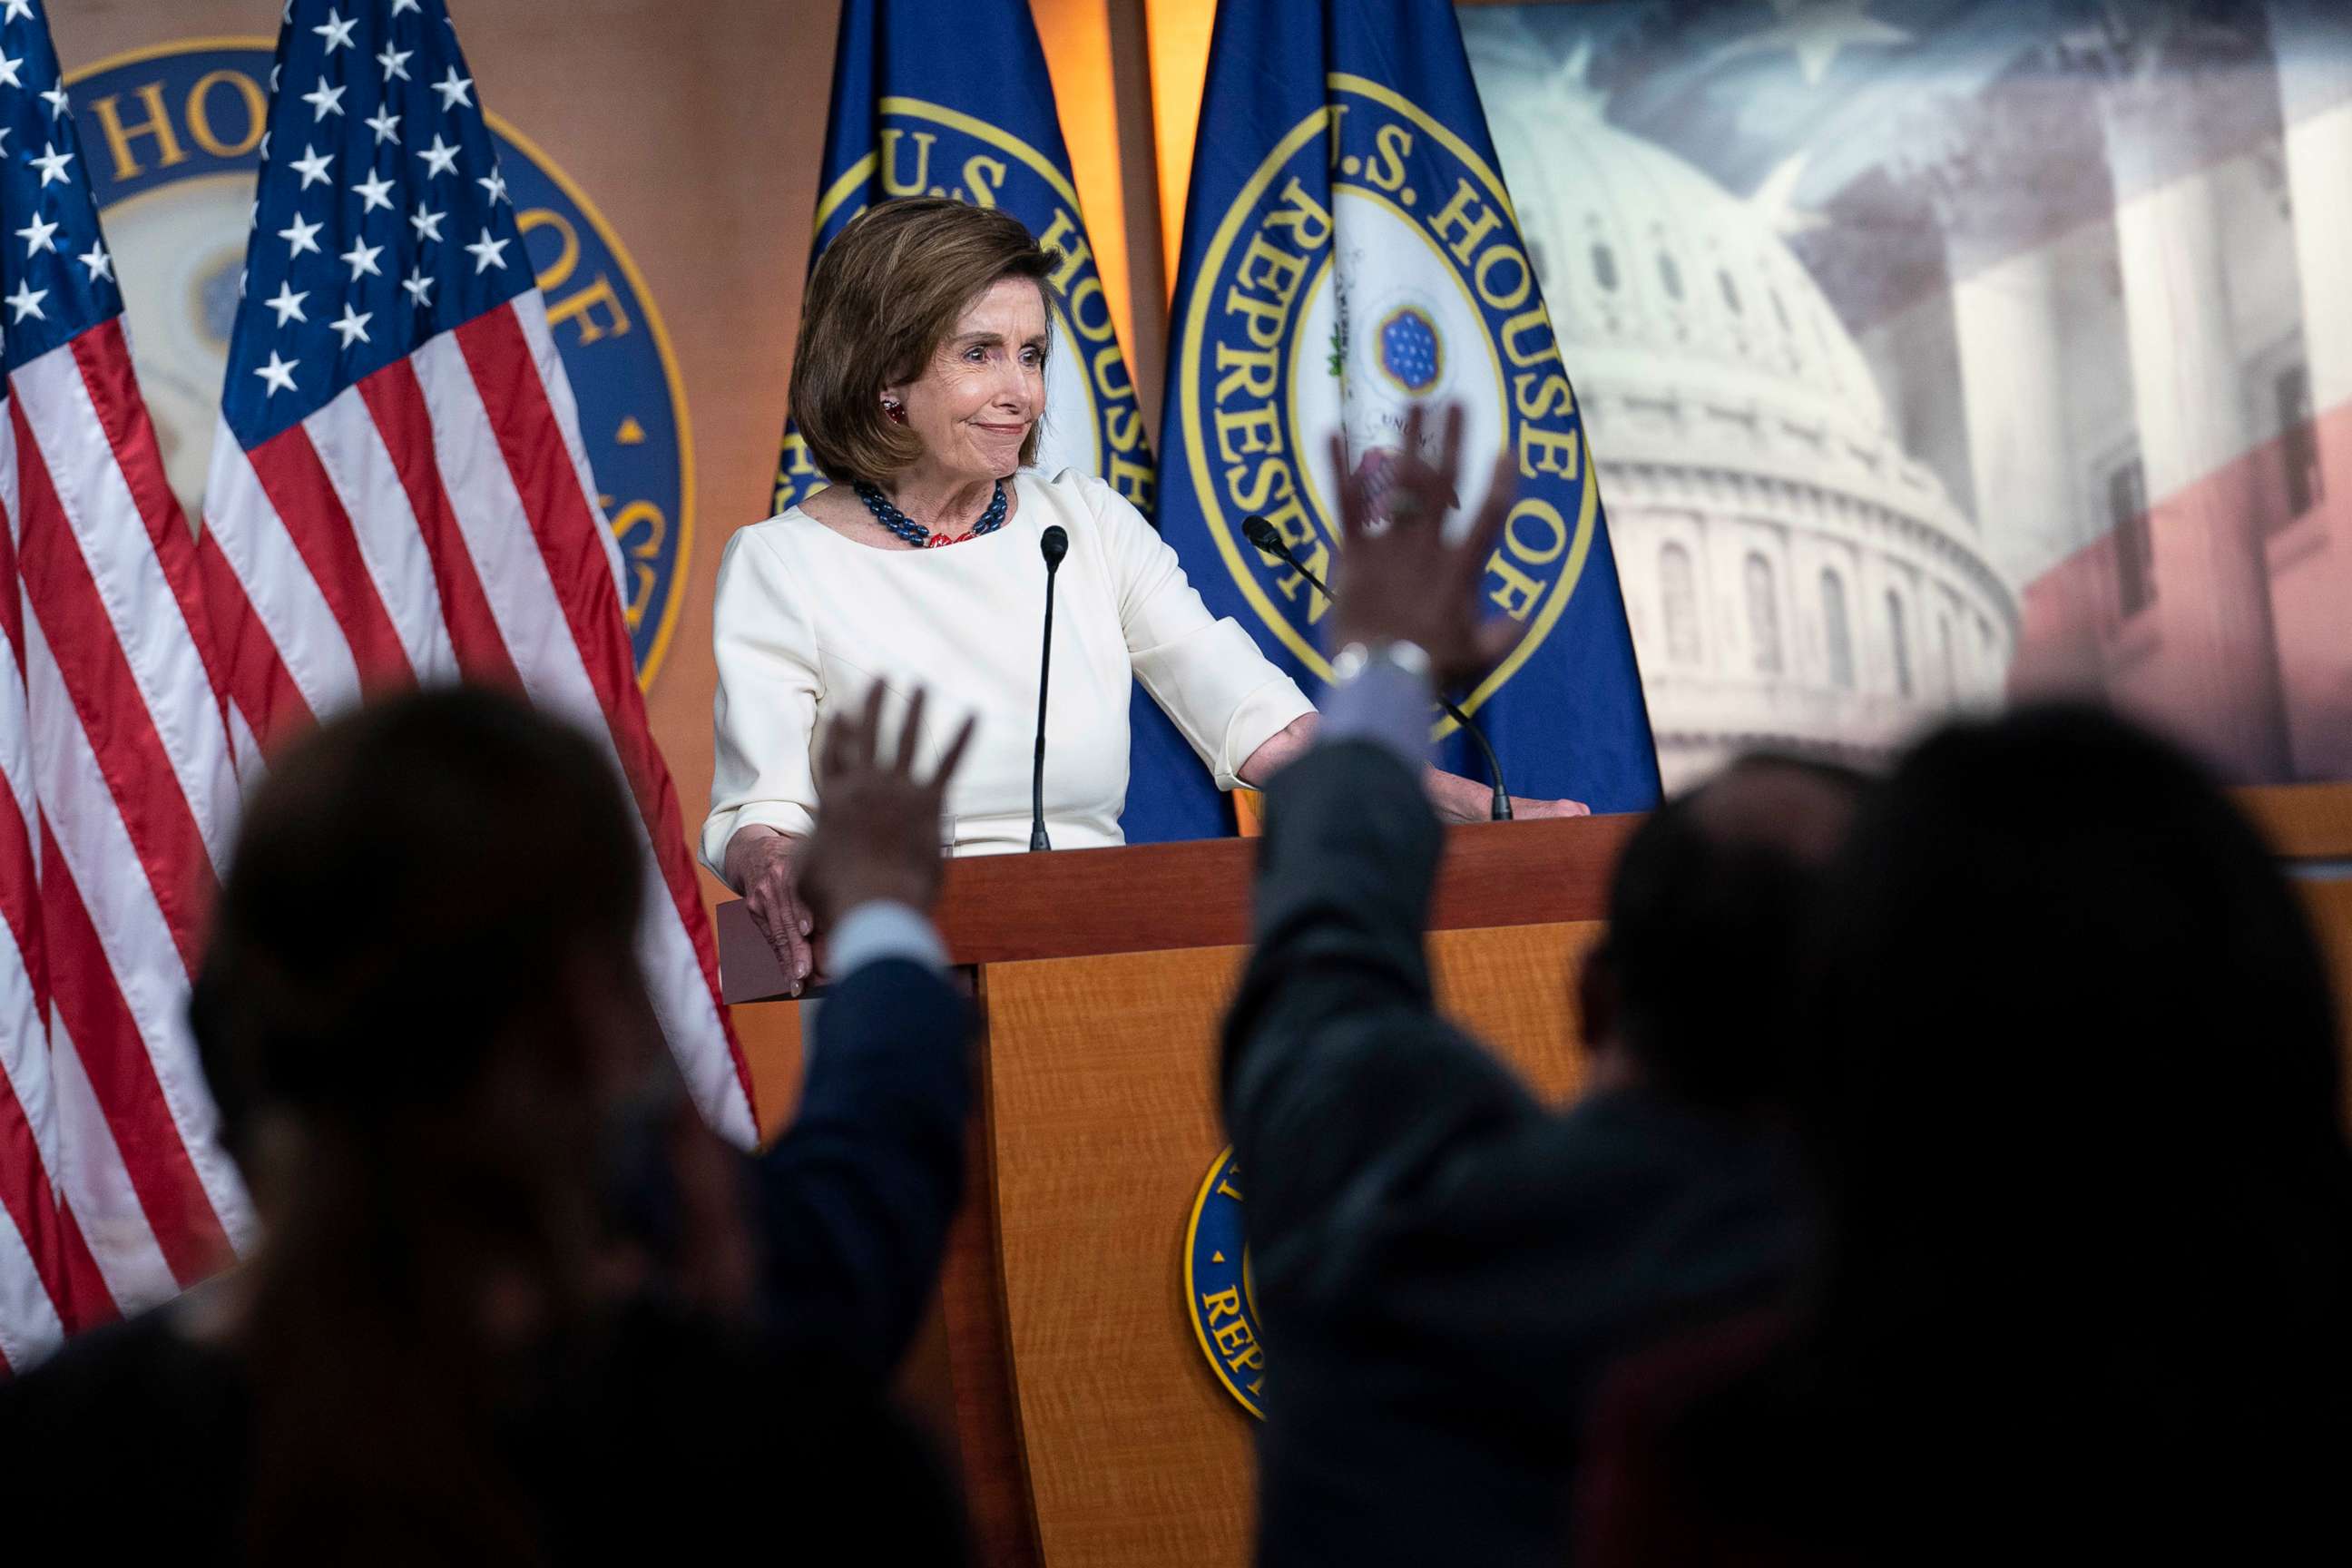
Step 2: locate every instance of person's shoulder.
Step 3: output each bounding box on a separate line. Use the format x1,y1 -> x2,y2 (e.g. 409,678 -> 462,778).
722,497 -> 838,573
0,1304 -> 242,1446
1024,467 -> 1155,544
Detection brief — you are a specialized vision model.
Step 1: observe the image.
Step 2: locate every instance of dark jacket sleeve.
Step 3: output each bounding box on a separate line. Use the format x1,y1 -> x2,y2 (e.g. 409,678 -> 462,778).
748,956 -> 971,1381
1220,742 -> 1541,1321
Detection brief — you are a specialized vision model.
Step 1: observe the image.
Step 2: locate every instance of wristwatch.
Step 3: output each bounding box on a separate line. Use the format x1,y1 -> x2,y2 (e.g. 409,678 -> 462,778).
1328,638 -> 1434,686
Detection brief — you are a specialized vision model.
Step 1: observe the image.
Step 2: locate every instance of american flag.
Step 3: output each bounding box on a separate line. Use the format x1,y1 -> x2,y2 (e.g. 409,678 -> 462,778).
198,1 -> 755,1142
0,0 -> 252,1370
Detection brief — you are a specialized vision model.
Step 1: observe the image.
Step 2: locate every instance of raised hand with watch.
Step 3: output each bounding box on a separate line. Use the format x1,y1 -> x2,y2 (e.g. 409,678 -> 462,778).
1318,404 -> 1590,821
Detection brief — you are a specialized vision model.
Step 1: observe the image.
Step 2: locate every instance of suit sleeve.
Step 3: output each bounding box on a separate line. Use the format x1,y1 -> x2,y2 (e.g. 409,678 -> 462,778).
747,957 -> 972,1381
1220,741 -> 1541,1320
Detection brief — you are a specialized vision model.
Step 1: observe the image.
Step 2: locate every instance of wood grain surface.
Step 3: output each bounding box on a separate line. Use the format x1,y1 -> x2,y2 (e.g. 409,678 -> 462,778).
977,921 -> 1601,1568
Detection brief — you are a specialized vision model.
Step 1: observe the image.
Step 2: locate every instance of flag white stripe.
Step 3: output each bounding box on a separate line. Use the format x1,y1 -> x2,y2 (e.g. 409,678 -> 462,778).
13,349 -> 240,878
303,387 -> 462,683
200,424 -> 366,720
21,612 -> 254,1254
0,918 -> 62,1187
510,292 -> 630,606
0,1191 -> 64,1373
413,325 -> 752,1143
45,1010 -> 173,1313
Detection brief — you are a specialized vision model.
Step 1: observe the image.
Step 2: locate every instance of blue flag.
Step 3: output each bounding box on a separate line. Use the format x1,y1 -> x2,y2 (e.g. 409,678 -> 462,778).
1157,0 -> 1661,812
773,0 -> 1226,842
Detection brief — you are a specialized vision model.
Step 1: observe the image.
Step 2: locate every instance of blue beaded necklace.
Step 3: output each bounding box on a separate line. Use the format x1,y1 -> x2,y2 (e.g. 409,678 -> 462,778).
853,479 -> 1009,549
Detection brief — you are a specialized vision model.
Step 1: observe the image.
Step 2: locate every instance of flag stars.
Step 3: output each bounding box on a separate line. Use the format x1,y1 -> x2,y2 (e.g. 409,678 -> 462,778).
365,106 -> 401,145
377,43 -> 413,82
431,65 -> 474,111
417,134 -> 459,178
341,237 -> 384,279
465,228 -> 510,274
289,144 -> 333,189
0,1 -> 32,23
38,83 -> 66,117
264,280 -> 309,327
392,0 -> 421,13
26,141 -> 73,187
353,169 -> 395,212
329,303 -> 373,349
15,211 -> 56,257
254,350 -> 299,397
279,211 -> 325,258
477,168 -> 509,206
313,7 -> 358,52
6,280 -> 44,322
77,244 -> 113,283
410,202 -> 445,242
401,265 -> 436,308
0,55 -> 23,90
301,76 -> 346,119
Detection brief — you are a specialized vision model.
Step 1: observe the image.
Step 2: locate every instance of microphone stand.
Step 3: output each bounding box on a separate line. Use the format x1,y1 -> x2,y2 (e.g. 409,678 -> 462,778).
1241,514 -> 1513,822
1032,525 -> 1069,849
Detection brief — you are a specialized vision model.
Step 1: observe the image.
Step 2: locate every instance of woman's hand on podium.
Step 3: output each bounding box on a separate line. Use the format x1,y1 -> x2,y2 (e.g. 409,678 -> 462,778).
727,827 -> 816,996
798,682 -> 977,929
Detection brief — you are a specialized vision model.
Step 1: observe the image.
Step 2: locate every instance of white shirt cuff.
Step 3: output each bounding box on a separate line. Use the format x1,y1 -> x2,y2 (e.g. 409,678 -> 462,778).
825,899 -> 949,979
1318,657 -> 1436,770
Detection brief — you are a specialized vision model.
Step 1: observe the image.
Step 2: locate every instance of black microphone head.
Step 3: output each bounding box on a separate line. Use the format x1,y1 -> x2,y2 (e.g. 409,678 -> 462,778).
1242,514 -> 1282,554
1040,524 -> 1069,569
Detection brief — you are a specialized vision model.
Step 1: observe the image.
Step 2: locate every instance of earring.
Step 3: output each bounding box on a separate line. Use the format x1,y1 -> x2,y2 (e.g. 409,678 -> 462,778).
882,399 -> 906,425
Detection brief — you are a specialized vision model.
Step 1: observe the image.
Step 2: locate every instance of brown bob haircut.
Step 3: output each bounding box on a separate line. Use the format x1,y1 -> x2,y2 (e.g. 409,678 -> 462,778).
790,197 -> 1059,488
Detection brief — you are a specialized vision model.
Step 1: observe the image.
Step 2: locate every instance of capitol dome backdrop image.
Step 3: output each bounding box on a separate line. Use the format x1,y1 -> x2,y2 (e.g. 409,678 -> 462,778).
1465,3 -> 2352,788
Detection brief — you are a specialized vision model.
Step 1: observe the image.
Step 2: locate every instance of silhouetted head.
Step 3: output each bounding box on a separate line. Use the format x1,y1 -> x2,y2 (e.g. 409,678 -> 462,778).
1799,702 -> 2352,1443
1583,754 -> 1867,1109
194,684 -> 652,1181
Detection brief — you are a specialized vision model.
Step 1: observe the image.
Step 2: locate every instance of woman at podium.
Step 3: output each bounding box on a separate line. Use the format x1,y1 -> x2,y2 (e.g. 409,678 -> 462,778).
702,198 -> 1558,991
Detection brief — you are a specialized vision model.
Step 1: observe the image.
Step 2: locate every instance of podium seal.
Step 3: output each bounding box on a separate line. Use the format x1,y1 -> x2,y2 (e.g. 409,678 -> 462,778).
1184,1146 -> 1263,1419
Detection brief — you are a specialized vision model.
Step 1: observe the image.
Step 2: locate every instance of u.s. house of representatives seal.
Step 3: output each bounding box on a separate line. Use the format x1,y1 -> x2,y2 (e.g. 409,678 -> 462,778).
70,36 -> 694,688
773,95 -> 1151,516
1175,74 -> 1602,736
1185,1146 -> 1263,1419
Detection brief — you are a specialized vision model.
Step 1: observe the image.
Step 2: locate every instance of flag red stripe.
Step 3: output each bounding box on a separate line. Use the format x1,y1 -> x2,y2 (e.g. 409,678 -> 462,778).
9,403 -> 217,974
0,496 -> 24,681
354,358 -> 524,687
192,526 -> 313,752
0,1066 -> 113,1338
37,818 -> 230,1289
454,309 -> 749,1102
244,423 -> 415,689
70,323 -> 236,722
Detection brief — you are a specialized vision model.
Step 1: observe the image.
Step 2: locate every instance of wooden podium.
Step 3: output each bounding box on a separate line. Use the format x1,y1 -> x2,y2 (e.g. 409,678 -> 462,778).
715,815 -> 1638,1568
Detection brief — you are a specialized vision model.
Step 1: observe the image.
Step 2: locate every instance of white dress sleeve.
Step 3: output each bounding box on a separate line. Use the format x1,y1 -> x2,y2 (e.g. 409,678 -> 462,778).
1084,477 -> 1316,789
702,525 -> 823,884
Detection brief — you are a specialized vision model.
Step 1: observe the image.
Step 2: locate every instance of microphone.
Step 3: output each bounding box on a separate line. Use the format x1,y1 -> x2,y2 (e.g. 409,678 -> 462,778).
1032,525 -> 1069,850
1242,514 -> 1514,822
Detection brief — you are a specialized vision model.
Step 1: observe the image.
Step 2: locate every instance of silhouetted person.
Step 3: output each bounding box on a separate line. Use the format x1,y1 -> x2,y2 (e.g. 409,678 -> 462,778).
1581,704 -> 2352,1564
0,684 -> 977,1564
1220,407 -> 1852,1568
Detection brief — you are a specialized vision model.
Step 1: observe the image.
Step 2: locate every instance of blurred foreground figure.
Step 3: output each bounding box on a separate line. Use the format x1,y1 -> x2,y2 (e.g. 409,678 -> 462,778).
1220,407 -> 1848,1567
0,686 -> 975,1564
1581,704 -> 2352,1563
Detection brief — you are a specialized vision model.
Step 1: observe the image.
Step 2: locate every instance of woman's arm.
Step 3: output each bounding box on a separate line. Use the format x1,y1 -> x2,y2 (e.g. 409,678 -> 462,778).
1239,711 -> 1588,823
708,528 -> 827,984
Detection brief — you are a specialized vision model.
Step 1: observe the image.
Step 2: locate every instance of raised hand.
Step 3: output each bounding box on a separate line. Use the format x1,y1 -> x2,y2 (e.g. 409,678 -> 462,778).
1328,403 -> 1524,688
797,682 -> 976,930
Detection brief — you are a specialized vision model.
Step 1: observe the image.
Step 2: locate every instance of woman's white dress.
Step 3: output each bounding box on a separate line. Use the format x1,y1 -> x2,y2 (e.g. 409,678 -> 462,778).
701,467 -> 1314,873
